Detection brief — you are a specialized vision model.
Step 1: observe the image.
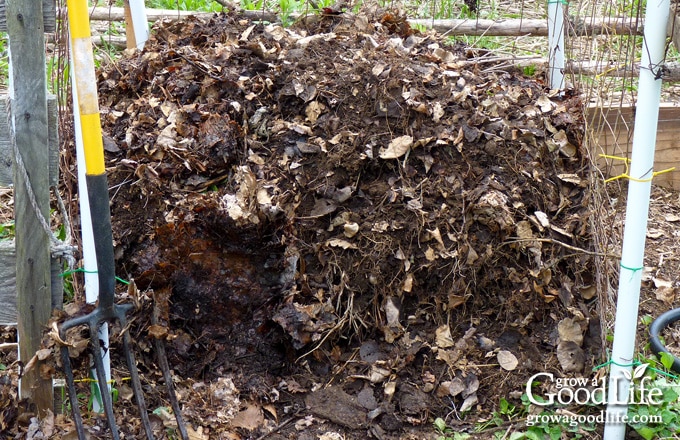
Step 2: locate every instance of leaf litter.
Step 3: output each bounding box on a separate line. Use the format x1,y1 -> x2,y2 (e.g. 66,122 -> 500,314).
2,7 -> 607,440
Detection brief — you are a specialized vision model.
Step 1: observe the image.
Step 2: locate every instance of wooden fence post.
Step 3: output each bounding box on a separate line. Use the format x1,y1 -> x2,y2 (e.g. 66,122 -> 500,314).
6,0 -> 53,416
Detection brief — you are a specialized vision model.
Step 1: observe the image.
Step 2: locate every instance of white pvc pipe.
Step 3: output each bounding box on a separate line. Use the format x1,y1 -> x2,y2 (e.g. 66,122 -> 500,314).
70,43 -> 111,415
603,1 -> 670,438
547,0 -> 566,91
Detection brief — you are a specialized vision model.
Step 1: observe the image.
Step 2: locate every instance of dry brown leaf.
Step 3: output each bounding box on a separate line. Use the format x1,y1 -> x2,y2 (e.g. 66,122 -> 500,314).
556,173 -> 583,185
372,63 -> 387,77
379,135 -> 413,159
402,273 -> 413,292
656,286 -> 677,305
497,350 -> 518,371
653,277 -> 673,289
535,95 -> 555,113
369,364 -> 391,383
579,285 -> 597,300
647,229 -> 664,239
447,293 -> 466,310
435,325 -> 455,348
231,404 -> 264,431
343,222 -> 359,238
384,297 -> 401,327
305,101 -> 326,124
447,377 -> 465,397
318,432 -> 344,440
49,321 -> 71,347
424,246 -> 436,261
147,324 -> 169,340
557,317 -> 584,346
534,210 -> 550,228
118,383 -> 134,401
36,348 -> 52,361
186,425 -> 210,440
285,378 -> 307,394
263,404 -> 278,422
326,238 -> 358,249
516,220 -> 534,240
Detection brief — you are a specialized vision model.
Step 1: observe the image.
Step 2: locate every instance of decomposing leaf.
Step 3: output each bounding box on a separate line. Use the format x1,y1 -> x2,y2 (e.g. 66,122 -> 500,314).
384,296 -> 401,327
310,199 -> 337,217
556,341 -> 585,373
459,393 -> 478,412
446,377 -> 465,397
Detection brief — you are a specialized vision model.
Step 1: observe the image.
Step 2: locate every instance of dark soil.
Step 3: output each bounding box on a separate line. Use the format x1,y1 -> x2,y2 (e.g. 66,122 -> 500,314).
2,9 -> 609,440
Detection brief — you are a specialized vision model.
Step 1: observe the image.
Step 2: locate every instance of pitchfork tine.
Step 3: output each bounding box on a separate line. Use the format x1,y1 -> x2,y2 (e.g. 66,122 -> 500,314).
120,314 -> 155,440
60,306 -> 156,440
60,342 -> 88,440
89,323 -> 121,440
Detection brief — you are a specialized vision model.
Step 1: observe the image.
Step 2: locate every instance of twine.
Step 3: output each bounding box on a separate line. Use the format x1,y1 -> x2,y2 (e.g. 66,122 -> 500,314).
6,98 -> 77,270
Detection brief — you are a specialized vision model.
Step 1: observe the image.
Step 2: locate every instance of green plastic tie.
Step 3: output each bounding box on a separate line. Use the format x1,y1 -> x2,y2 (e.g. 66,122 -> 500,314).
60,267 -> 130,285
593,359 -> 678,380
620,263 -> 643,281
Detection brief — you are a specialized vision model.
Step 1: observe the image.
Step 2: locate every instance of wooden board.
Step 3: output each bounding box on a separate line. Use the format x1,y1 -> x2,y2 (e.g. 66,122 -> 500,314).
0,0 -> 55,33
0,94 -> 59,187
588,105 -> 680,189
0,240 -> 16,325
0,240 -> 64,325
7,0 -> 53,411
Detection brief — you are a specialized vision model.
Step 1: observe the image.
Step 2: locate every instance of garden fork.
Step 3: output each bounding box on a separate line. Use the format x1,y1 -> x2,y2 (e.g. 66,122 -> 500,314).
58,178 -> 190,440
60,0 -> 188,438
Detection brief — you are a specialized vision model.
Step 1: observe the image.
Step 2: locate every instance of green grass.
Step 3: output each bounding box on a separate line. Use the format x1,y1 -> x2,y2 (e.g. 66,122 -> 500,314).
432,352 -> 680,440
0,34 -> 8,88
143,0 -> 223,12
0,221 -> 14,240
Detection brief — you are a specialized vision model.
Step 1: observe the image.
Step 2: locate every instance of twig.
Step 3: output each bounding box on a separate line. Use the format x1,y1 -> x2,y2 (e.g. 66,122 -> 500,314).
0,342 -> 18,351
210,0 -> 239,10
502,237 -> 620,259
254,415 -> 297,440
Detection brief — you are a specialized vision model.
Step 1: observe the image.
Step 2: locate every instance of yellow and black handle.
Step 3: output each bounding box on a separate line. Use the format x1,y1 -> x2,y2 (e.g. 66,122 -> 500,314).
66,0 -> 116,310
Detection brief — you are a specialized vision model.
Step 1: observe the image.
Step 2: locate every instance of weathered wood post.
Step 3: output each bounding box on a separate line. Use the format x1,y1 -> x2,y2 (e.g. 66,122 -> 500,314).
6,0 -> 52,416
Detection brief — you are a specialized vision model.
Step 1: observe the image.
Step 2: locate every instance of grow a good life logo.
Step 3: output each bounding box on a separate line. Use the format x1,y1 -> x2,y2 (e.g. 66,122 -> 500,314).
524,363 -> 666,429
527,364 -> 663,406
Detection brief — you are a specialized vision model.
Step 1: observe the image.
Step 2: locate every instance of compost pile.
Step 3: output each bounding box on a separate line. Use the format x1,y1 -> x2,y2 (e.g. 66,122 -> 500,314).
62,9 -> 599,439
